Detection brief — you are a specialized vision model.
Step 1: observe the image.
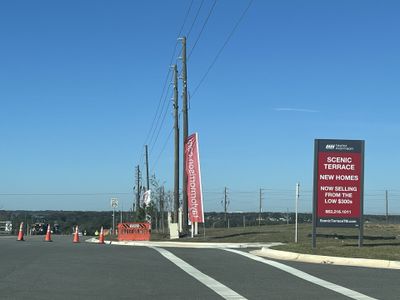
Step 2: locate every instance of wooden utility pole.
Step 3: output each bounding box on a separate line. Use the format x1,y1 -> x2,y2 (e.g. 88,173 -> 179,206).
259,188 -> 263,226
135,165 -> 141,212
295,182 -> 300,243
145,145 -> 150,191
173,64 -> 180,223
161,186 -> 165,233
385,190 -> 389,224
224,187 -> 228,227
180,36 -> 189,232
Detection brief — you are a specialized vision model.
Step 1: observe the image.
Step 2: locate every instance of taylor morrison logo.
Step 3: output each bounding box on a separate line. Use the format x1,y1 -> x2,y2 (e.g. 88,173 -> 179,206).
325,144 -> 335,150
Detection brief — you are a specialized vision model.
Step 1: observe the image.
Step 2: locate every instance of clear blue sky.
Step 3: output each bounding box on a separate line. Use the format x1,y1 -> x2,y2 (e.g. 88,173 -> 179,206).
1,1 -> 399,213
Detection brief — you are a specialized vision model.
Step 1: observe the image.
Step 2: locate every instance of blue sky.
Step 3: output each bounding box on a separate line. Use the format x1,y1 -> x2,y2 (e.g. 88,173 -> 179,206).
1,1 -> 399,213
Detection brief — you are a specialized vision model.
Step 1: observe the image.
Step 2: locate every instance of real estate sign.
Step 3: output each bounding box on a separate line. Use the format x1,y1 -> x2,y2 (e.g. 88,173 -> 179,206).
313,139 -> 365,228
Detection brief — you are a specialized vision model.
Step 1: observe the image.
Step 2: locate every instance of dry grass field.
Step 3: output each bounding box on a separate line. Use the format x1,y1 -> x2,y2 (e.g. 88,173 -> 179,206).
151,223 -> 400,261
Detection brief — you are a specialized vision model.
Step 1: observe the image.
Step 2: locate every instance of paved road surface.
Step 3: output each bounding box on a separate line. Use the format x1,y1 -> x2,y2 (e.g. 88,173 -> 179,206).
0,235 -> 398,299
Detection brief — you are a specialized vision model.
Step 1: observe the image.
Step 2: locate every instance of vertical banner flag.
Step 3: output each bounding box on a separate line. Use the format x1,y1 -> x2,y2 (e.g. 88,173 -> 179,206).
185,133 -> 204,223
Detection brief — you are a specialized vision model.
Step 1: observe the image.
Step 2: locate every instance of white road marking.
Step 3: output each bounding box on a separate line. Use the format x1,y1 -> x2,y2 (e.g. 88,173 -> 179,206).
225,249 -> 378,300
151,246 -> 247,300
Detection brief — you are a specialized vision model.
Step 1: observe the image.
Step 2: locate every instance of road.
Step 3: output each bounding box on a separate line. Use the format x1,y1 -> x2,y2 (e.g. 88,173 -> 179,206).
0,235 -> 398,299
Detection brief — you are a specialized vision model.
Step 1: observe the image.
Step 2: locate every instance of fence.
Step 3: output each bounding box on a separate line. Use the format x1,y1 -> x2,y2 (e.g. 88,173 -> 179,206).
202,188 -> 400,215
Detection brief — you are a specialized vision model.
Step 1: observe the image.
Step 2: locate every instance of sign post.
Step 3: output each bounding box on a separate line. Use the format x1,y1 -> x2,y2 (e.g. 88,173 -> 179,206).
295,182 -> 299,243
312,139 -> 365,248
111,198 -> 118,235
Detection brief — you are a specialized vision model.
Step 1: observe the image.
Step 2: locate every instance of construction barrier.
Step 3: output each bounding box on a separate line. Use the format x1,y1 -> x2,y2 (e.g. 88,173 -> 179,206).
117,222 -> 151,241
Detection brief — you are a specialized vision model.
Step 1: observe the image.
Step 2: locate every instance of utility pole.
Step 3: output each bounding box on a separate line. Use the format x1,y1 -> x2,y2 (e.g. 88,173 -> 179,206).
135,166 -> 141,213
224,187 -> 228,227
286,208 -> 289,225
259,188 -> 263,226
155,190 -> 159,232
179,36 -> 189,232
173,64 -> 180,224
385,190 -> 389,224
161,186 -> 165,233
145,145 -> 150,191
295,182 -> 300,243
120,204 -> 123,224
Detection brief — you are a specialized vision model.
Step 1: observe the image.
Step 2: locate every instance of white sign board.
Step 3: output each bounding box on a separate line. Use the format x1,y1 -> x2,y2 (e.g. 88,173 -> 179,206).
111,198 -> 119,209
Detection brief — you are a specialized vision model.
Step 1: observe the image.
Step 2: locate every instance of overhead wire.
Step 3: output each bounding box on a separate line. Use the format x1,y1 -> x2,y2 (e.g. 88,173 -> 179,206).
137,0 -> 194,163
188,0 -> 218,60
150,126 -> 174,174
191,0 -> 254,98
186,0 -> 205,39
148,73 -> 173,151
138,0 -> 253,187
0,193 -> 132,196
146,1 -> 214,178
149,107 -> 172,156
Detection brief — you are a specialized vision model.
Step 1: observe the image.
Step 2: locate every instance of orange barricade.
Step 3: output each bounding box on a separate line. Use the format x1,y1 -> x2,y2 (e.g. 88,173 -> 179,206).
117,222 -> 151,241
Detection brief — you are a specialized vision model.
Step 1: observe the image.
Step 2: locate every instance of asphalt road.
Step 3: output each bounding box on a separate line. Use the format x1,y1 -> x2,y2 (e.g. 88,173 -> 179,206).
0,235 -> 398,299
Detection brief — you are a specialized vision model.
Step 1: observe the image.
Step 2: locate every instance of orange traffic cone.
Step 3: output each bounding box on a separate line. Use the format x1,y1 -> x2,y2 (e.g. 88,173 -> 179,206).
98,226 -> 105,244
45,224 -> 52,242
17,222 -> 24,241
73,225 -> 80,243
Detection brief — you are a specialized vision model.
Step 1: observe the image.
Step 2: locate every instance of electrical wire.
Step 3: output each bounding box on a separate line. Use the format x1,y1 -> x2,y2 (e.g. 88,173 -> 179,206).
178,0 -> 195,37
148,75 -> 173,151
186,0 -> 205,39
149,95 -> 173,155
137,0 -> 194,163
150,126 -> 174,174
188,0 -> 218,60
191,0 -> 253,98
0,193 -> 132,196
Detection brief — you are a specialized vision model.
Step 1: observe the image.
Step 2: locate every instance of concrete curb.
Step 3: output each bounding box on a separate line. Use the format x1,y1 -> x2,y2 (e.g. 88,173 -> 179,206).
85,237 -> 112,245
250,247 -> 400,270
85,238 -> 282,249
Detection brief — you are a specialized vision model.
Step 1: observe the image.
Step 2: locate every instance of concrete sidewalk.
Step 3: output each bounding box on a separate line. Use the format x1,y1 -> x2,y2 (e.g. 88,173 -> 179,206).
85,237 -> 282,249
250,247 -> 400,270
86,237 -> 400,270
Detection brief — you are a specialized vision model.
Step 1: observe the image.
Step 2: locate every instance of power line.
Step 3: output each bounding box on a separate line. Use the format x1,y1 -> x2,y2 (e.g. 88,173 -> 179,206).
149,94 -> 173,155
186,0 -> 205,39
138,0 -> 195,163
142,71 -> 171,154
191,0 -> 253,98
148,75 -> 173,151
178,0 -> 195,37
188,0 -> 218,60
150,126 -> 174,174
138,0 -> 222,178
0,193 -> 133,196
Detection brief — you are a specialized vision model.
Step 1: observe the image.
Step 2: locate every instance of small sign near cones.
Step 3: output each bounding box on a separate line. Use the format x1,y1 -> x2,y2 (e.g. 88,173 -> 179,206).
111,198 -> 118,209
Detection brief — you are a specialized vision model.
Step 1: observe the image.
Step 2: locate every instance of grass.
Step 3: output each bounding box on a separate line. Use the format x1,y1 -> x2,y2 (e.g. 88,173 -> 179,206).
151,223 -> 400,261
